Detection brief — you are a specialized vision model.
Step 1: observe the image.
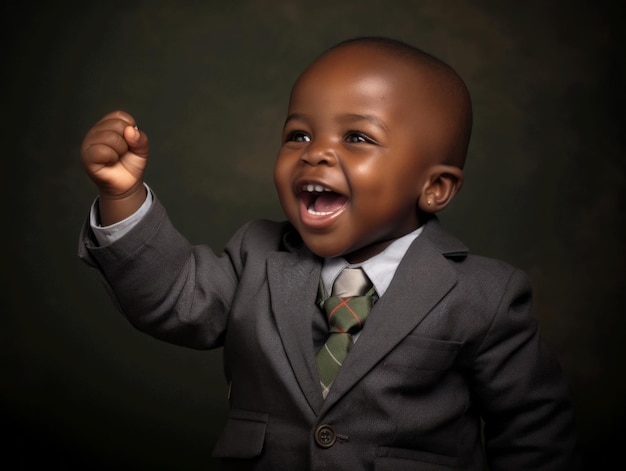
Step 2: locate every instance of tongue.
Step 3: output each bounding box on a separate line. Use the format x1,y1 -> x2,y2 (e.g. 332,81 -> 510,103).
313,193 -> 348,213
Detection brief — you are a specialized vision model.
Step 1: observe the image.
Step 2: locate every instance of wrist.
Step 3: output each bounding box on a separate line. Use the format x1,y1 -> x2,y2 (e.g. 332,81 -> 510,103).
98,182 -> 147,226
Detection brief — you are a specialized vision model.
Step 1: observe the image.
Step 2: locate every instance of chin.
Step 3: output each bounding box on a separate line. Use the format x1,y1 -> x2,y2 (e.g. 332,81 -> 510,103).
304,244 -> 343,259
299,235 -> 347,259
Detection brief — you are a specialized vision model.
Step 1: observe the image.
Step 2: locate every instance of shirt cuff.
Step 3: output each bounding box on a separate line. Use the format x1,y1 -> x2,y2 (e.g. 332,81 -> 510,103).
89,184 -> 153,246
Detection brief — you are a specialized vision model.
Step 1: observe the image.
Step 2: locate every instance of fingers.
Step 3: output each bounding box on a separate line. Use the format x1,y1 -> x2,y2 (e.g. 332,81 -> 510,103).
98,110 -> 137,128
81,111 -> 149,164
82,127 -> 128,162
84,110 -> 137,144
123,125 -> 150,158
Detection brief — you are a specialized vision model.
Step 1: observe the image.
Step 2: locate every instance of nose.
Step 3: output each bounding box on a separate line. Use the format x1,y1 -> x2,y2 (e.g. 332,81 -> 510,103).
301,139 -> 338,166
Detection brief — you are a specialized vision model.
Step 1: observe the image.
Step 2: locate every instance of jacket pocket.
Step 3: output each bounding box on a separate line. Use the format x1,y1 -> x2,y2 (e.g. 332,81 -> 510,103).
375,446 -> 462,470
212,409 -> 269,459
383,336 -> 462,371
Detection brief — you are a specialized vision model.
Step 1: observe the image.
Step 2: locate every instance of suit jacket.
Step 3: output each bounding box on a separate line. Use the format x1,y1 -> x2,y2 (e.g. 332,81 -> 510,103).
79,196 -> 581,470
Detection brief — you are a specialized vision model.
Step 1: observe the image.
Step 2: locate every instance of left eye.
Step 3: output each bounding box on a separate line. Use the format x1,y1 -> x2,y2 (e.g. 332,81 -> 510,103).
345,132 -> 370,143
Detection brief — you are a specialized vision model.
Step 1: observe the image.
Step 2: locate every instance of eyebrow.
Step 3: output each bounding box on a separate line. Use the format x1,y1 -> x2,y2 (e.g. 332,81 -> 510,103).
284,113 -> 390,132
342,113 -> 390,132
284,113 -> 307,125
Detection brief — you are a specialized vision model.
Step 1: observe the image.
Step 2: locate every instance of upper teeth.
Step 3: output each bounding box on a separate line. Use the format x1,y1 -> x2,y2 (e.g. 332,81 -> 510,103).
303,184 -> 331,192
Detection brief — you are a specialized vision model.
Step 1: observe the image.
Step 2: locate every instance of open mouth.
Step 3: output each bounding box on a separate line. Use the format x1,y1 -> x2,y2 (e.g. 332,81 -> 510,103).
299,184 -> 348,216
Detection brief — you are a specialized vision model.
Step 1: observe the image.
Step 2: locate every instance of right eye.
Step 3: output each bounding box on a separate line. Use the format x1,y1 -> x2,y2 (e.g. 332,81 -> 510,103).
285,131 -> 311,143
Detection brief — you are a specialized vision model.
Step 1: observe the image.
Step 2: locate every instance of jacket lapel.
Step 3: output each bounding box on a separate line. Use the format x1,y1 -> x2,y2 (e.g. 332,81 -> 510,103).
322,219 -> 468,407
267,249 -> 324,414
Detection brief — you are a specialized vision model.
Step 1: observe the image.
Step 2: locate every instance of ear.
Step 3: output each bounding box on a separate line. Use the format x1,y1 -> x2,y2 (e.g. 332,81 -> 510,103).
417,164 -> 464,213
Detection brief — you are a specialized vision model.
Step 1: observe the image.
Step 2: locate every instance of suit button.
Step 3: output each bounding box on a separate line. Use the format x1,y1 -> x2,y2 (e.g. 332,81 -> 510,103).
315,424 -> 336,448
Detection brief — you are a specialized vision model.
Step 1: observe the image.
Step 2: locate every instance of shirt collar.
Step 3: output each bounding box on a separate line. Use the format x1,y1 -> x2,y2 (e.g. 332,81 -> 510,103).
321,226 -> 423,298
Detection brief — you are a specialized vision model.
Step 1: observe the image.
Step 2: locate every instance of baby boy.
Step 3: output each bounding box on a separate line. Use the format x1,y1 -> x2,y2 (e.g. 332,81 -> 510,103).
79,37 -> 580,470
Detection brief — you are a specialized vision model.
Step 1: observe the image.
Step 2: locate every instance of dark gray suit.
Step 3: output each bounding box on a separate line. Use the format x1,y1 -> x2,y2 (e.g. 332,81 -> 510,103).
79,196 -> 580,470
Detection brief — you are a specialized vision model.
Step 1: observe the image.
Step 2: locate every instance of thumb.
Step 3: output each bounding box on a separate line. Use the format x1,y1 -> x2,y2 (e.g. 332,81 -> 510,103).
123,125 -> 150,158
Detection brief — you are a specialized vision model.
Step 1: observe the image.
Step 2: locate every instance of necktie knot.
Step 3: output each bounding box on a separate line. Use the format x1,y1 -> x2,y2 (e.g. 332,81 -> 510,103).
331,267 -> 371,297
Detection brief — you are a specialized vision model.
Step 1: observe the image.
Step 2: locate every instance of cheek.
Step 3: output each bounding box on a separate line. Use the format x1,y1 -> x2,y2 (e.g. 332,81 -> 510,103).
349,161 -> 387,196
351,168 -> 408,205
273,156 -> 290,191
273,158 -> 301,220
351,170 -> 421,226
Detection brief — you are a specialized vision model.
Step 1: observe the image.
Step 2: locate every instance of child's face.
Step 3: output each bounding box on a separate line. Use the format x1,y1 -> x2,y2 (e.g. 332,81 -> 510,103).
274,45 -> 446,263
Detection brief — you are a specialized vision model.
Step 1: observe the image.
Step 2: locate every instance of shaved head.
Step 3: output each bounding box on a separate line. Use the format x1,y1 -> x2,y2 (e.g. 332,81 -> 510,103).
297,37 -> 473,169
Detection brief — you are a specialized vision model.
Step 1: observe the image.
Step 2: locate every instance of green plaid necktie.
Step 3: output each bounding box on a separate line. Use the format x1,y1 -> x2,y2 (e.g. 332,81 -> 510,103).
316,268 -> 375,399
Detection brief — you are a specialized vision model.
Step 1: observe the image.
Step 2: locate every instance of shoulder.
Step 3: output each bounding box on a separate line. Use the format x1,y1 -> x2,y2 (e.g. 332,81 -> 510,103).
420,217 -> 529,292
236,219 -> 290,240
227,219 -> 300,255
233,219 -> 290,245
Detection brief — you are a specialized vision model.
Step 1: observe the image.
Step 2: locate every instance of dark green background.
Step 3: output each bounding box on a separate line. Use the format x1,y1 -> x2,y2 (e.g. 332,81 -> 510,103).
2,1 -> 624,469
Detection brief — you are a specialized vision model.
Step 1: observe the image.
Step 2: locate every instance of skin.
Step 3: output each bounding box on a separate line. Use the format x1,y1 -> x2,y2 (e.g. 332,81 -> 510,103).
274,42 -> 468,263
81,40 -> 470,264
80,111 -> 150,226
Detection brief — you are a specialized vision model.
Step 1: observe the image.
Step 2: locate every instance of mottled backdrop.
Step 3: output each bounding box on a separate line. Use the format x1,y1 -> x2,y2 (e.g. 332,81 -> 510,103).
2,1 -> 624,469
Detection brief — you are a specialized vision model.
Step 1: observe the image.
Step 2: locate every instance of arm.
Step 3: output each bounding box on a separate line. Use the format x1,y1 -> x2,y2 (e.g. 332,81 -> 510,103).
79,111 -> 240,349
471,269 -> 581,470
79,192 -> 244,350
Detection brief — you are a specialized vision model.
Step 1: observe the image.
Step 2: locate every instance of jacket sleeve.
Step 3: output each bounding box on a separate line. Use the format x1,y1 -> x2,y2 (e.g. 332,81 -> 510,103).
78,195 -> 249,349
470,268 -> 582,471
